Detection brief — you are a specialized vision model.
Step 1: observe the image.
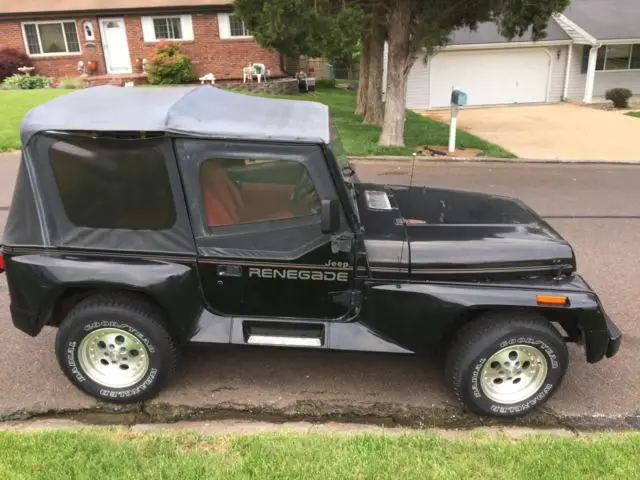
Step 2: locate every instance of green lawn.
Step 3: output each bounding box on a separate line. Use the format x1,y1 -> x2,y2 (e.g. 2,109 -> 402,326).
0,87 -> 514,158
306,88 -> 515,158
0,429 -> 637,479
626,111 -> 640,118
0,89 -> 72,152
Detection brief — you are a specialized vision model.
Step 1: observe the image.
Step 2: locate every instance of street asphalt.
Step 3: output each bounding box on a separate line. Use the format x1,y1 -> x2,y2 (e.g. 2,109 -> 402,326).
0,152 -> 638,427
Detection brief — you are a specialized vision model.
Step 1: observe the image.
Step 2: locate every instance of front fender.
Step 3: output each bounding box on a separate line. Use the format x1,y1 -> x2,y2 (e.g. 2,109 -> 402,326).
5,253 -> 201,341
359,274 -> 621,363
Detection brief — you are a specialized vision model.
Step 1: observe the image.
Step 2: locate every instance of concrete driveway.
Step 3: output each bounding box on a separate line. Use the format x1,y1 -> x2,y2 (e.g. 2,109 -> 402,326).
422,103 -> 640,162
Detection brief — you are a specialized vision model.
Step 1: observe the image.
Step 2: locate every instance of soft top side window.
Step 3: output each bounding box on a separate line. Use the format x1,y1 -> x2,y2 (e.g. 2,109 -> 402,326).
200,158 -> 320,228
49,137 -> 177,230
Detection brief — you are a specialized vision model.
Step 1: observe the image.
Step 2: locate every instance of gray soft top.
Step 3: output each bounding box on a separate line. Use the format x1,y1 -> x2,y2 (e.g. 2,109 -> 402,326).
20,85 -> 330,146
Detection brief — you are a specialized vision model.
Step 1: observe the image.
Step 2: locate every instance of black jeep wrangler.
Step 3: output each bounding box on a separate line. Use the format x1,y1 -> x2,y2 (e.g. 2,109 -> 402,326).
1,85 -> 621,417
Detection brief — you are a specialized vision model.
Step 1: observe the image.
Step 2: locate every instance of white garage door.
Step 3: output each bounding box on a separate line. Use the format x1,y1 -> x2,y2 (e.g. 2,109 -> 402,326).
410,48 -> 551,109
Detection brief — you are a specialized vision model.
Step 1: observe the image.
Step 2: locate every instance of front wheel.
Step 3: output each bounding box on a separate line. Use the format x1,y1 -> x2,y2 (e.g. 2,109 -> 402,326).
55,293 -> 177,404
445,312 -> 569,417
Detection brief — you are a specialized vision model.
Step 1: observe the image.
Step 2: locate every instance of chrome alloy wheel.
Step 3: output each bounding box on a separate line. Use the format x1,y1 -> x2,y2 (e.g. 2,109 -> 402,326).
78,328 -> 150,389
480,345 -> 548,404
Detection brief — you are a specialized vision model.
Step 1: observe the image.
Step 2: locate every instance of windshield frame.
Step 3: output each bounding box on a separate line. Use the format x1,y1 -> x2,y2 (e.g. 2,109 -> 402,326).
325,115 -> 360,228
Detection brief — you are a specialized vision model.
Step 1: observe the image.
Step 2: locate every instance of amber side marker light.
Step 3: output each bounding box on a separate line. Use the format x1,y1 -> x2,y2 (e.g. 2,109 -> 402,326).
536,295 -> 569,306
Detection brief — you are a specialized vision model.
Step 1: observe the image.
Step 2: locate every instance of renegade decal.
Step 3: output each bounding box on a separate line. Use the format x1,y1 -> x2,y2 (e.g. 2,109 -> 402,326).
248,267 -> 349,282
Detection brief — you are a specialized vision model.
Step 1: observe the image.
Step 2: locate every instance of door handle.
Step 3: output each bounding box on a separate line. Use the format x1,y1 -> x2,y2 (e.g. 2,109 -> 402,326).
217,265 -> 242,278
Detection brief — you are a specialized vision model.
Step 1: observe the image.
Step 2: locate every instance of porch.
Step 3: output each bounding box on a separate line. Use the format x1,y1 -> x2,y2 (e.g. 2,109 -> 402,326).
81,73 -> 149,88
579,43 -> 640,104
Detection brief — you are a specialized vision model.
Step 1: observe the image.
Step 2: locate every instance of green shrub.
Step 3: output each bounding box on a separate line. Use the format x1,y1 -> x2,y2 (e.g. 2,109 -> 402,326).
315,78 -> 336,89
0,48 -> 33,81
2,74 -> 52,89
146,41 -> 195,85
605,88 -> 633,108
57,76 -> 85,89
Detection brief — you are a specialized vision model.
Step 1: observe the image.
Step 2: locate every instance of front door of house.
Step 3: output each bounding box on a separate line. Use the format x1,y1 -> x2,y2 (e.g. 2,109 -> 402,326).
99,18 -> 132,74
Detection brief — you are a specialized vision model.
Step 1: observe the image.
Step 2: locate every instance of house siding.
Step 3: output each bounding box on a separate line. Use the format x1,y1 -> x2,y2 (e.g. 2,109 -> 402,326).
1,12 -> 282,80
593,71 -> 640,96
405,56 -> 431,109
126,12 -> 282,79
566,44 -> 640,100
548,45 -> 569,102
566,44 -> 587,100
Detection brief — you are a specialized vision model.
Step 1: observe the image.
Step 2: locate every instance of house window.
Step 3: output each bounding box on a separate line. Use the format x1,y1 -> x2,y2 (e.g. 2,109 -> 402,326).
596,44 -> 640,71
229,16 -> 249,37
141,15 -> 193,42
153,17 -> 183,40
218,13 -> 251,39
22,21 -> 81,56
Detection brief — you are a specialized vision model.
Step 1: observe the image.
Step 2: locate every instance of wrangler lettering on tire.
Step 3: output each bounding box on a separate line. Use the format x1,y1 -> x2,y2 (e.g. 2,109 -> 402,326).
55,293 -> 177,404
445,311 -> 568,417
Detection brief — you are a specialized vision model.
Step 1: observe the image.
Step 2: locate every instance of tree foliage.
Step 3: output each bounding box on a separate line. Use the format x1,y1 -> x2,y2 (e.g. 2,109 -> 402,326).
0,48 -> 33,82
233,0 -> 364,64
235,0 -> 572,146
407,0 -> 571,58
378,0 -> 571,146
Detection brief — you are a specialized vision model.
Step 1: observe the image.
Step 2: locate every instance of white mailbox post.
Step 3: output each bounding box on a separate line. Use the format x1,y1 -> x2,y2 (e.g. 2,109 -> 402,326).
448,88 -> 468,153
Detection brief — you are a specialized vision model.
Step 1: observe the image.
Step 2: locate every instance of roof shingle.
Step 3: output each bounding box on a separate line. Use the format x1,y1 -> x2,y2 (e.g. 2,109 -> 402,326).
0,0 -> 231,16
563,0 -> 640,41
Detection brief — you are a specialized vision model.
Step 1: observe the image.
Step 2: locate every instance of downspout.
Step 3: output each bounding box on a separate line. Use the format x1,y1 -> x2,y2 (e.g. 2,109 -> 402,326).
543,48 -> 553,102
562,43 -> 573,100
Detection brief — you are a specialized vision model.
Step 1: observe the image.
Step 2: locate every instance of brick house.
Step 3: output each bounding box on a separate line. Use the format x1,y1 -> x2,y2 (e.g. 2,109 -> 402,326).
0,0 -> 285,82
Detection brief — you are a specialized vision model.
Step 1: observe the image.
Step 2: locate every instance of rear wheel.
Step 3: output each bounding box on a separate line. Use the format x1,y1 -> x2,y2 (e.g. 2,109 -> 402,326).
445,312 -> 568,417
55,293 -> 177,404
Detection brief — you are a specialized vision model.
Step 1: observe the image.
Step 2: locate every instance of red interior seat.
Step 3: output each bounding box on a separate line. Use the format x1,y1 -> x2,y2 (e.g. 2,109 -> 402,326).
201,161 -> 295,227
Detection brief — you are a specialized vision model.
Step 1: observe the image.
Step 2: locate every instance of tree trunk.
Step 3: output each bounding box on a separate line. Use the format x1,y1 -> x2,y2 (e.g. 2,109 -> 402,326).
378,0 -> 413,146
355,31 -> 371,116
362,21 -> 385,125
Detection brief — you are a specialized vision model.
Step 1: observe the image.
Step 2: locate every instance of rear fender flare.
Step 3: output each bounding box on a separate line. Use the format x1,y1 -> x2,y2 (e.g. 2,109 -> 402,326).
6,254 -> 201,341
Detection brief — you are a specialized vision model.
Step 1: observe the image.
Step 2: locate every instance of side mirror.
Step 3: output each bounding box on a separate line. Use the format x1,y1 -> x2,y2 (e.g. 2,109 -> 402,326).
321,198 -> 340,234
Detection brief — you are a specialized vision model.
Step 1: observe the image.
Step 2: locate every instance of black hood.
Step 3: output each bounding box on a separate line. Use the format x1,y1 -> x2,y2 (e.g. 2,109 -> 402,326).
354,183 -> 575,280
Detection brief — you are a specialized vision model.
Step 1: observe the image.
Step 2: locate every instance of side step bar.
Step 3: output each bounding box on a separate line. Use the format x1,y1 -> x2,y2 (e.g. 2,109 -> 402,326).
244,320 -> 325,348
189,311 -> 414,354
247,335 -> 322,347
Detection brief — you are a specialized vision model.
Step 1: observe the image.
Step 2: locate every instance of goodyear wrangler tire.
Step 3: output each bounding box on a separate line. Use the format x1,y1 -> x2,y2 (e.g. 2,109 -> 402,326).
445,312 -> 568,417
55,293 -> 177,404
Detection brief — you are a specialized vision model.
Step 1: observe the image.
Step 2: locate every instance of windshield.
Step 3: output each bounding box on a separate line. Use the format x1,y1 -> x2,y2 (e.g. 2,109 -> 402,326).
329,116 -> 348,169
328,115 -> 360,224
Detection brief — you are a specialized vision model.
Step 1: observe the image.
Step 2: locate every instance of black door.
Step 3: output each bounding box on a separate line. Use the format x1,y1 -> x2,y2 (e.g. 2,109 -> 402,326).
175,139 -> 355,320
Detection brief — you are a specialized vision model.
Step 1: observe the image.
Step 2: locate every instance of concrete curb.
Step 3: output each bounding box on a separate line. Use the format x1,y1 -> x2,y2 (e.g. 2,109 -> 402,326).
348,155 -> 640,166
0,419 -> 581,439
4,150 -> 638,166
1,401 -> 639,431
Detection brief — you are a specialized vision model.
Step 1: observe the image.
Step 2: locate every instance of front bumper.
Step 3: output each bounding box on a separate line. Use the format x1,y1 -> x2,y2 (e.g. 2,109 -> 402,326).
604,313 -> 622,358
583,311 -> 622,363
558,275 -> 622,363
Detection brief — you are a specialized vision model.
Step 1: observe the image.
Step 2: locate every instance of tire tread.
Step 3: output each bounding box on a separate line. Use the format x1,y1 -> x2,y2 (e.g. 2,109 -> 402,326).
445,311 -> 567,415
55,291 -> 177,403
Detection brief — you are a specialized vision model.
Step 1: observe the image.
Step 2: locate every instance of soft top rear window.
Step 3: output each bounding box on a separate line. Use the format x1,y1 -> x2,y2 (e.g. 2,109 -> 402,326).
49,136 -> 177,230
